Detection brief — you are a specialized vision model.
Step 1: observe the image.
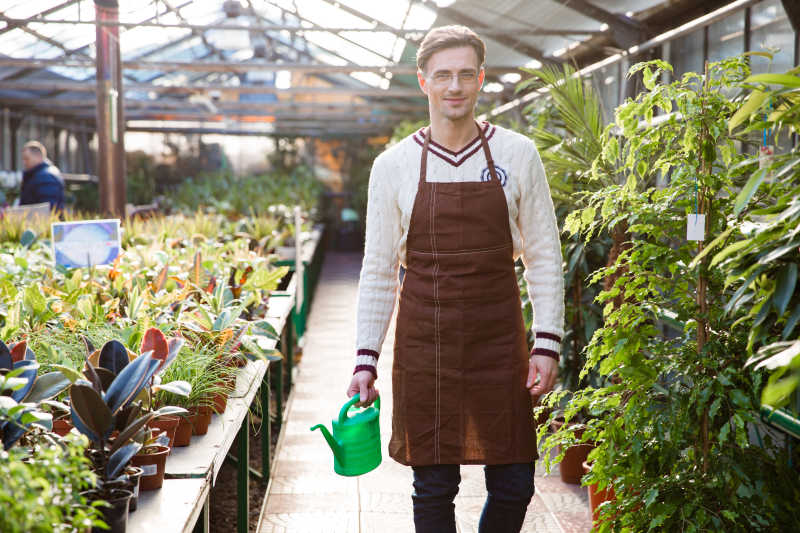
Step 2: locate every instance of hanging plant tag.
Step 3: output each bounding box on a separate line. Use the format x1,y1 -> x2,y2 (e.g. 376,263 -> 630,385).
759,145 -> 775,182
140,464 -> 158,477
687,214 -> 705,241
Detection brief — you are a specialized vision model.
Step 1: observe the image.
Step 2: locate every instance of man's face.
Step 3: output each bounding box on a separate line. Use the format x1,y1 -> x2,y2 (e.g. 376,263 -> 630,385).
21,149 -> 42,171
418,46 -> 484,123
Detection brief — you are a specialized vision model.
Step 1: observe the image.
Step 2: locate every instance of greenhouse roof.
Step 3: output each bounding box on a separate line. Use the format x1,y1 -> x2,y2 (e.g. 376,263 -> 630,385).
0,0 -> 754,137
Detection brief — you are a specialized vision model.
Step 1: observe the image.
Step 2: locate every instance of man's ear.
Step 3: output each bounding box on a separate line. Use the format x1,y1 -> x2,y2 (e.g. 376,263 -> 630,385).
478,68 -> 485,89
417,69 -> 428,95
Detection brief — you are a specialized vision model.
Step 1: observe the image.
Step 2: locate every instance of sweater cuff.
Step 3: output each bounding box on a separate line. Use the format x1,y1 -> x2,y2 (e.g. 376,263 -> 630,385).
354,349 -> 379,379
531,332 -> 561,361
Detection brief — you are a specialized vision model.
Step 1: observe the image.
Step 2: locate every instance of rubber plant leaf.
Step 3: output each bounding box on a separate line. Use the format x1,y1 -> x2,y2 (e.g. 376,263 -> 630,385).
109,412 -> 155,454
10,360 -> 38,403
158,337 -> 185,374
70,383 -> 113,443
23,371 -> 71,403
107,441 -> 143,481
83,354 -> 103,395
9,341 -> 34,362
98,340 -> 130,376
81,335 -> 95,356
0,340 -> 11,370
94,367 -> 117,393
140,328 -> 169,369
152,380 -> 192,397
2,413 -> 29,450
104,351 -> 160,415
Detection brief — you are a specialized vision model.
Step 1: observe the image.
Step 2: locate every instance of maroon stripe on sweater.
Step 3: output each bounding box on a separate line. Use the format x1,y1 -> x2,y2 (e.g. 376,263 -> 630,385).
531,347 -> 559,361
354,365 -> 377,379
413,126 -> 496,167
535,332 -> 562,343
357,348 -> 380,359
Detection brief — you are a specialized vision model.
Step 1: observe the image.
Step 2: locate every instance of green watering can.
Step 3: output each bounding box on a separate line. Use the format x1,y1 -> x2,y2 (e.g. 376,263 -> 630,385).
311,394 -> 381,476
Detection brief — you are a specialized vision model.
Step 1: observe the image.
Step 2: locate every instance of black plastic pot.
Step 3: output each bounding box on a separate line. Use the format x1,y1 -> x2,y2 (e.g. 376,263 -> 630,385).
83,488 -> 133,533
124,466 -> 143,512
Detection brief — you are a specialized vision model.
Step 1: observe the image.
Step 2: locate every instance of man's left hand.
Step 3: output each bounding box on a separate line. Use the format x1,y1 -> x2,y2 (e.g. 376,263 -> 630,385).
526,355 -> 558,397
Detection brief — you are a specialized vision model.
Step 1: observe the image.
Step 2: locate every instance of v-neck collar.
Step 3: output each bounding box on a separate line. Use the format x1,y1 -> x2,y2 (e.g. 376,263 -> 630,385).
413,121 -> 496,168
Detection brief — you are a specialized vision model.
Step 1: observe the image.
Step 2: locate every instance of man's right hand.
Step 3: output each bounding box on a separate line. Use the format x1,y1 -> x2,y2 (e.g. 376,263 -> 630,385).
347,370 -> 378,407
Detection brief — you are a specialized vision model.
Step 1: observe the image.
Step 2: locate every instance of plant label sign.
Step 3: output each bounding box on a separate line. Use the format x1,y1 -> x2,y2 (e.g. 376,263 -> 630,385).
687,214 -> 705,241
52,219 -> 121,269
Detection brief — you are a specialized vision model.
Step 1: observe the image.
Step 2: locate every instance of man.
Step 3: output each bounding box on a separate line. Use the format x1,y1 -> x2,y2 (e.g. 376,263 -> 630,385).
347,25 -> 564,533
20,140 -> 64,211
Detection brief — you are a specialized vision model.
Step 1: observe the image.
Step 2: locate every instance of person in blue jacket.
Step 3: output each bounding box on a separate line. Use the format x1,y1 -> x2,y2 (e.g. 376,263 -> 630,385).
20,140 -> 64,211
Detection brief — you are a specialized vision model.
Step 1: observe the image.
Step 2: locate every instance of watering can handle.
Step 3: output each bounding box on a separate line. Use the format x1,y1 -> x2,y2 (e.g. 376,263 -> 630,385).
338,393 -> 380,424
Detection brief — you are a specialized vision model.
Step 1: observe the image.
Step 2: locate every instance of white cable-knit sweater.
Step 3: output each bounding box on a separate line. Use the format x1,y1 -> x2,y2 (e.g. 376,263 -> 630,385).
354,122 -> 565,377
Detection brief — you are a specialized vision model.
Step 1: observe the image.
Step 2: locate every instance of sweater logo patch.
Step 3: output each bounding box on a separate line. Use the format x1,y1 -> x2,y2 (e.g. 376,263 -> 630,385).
480,165 -> 508,187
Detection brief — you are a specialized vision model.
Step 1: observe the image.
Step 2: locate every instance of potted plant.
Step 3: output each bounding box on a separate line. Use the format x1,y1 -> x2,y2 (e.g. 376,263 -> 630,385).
0,432 -> 104,533
156,344 -> 230,444
539,56 -> 800,529
68,346 -> 184,527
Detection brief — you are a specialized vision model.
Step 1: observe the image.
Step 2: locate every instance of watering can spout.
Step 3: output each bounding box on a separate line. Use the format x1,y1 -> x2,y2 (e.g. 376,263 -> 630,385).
311,424 -> 342,461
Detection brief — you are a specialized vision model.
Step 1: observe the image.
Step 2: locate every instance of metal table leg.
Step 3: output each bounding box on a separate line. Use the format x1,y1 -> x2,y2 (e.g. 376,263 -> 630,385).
260,366 -> 271,485
237,412 -> 249,533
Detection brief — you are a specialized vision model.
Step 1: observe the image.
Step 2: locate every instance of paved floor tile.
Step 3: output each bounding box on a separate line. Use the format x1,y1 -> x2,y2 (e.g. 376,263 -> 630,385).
259,252 -> 592,533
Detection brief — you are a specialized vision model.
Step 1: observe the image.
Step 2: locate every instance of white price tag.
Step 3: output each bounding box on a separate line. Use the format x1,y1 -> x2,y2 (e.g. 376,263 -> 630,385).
141,464 -> 158,477
687,214 -> 705,241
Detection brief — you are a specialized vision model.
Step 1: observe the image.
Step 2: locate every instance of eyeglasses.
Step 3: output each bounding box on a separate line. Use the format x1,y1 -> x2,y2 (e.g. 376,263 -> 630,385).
428,70 -> 480,85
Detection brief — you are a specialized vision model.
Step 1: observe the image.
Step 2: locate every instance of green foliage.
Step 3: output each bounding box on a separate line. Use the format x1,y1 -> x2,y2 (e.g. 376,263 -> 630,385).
168,165 -> 322,217
724,69 -> 800,410
0,433 -> 103,533
539,56 -> 800,531
518,64 -> 610,390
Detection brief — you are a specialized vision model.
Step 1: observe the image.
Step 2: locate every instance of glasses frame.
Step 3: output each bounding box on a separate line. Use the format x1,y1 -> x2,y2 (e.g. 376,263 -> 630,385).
425,67 -> 484,86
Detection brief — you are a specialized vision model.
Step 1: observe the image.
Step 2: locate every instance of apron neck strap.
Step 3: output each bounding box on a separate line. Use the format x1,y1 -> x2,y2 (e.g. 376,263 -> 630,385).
420,126 -> 431,185
477,122 -> 498,183
419,121 -> 497,184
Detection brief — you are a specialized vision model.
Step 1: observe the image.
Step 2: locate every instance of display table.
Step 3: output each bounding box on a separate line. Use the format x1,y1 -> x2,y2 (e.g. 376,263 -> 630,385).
127,281 -> 298,533
128,478 -> 208,533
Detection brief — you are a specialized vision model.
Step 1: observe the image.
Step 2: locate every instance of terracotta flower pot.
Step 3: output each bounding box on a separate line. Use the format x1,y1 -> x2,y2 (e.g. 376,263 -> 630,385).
550,419 -> 594,484
190,406 -> 213,435
52,418 -> 73,437
148,415 -> 180,448
174,416 -> 193,447
211,385 -> 229,414
582,461 -> 616,523
130,445 -> 170,491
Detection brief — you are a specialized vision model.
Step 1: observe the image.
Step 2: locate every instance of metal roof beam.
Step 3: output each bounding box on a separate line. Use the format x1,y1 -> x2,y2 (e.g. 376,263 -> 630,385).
1,16 -> 605,37
432,6 -> 558,66
0,0 -> 82,37
550,0 -> 645,48
0,56 -> 527,76
0,79 -> 423,97
0,95 -> 426,112
261,1 -> 393,62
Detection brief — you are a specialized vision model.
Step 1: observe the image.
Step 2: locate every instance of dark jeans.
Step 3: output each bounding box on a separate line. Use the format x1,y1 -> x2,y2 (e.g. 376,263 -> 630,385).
411,462 -> 535,533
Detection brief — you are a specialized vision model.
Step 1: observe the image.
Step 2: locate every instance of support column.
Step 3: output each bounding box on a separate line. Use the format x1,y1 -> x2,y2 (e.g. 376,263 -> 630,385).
53,127 -> 62,170
94,0 -> 126,216
10,115 -> 23,170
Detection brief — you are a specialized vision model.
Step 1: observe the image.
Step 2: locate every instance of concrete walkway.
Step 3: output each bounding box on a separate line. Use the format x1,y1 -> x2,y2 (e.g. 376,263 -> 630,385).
259,253 -> 592,533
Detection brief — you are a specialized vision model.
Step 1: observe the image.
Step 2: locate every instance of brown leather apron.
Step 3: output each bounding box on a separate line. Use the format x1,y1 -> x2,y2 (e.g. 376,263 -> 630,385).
389,123 -> 538,466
